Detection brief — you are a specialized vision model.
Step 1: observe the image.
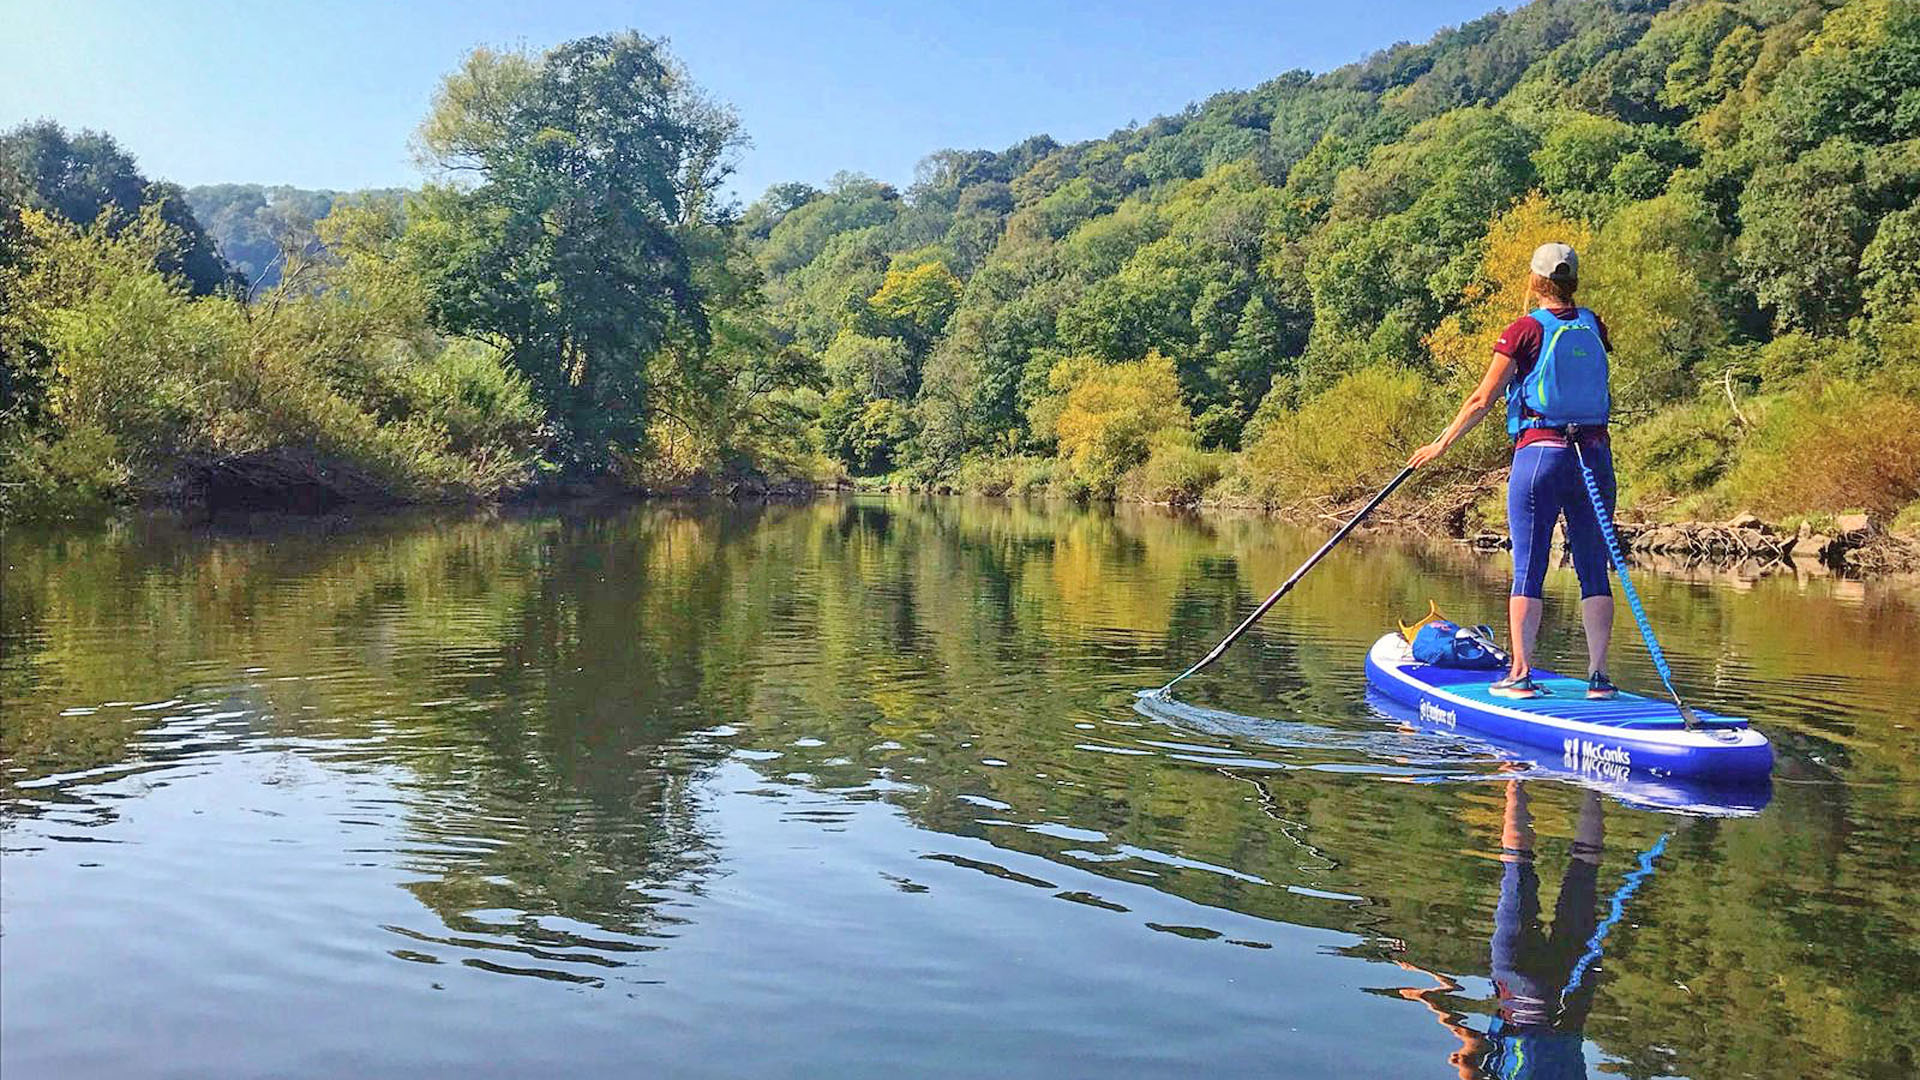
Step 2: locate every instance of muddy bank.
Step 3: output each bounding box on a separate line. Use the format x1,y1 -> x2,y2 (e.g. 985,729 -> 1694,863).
1451,514 -> 1920,575
1290,468 -> 1920,577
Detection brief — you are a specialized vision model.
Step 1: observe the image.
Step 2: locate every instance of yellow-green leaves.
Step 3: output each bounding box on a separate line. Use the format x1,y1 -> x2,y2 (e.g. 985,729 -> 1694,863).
1052,352 -> 1190,499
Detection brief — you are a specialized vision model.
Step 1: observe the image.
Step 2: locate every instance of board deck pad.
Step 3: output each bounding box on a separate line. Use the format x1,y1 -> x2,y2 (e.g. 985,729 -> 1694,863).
1405,665 -> 1745,729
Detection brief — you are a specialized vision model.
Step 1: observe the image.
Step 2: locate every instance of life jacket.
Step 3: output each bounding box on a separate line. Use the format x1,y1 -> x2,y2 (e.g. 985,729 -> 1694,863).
1506,307 -> 1611,440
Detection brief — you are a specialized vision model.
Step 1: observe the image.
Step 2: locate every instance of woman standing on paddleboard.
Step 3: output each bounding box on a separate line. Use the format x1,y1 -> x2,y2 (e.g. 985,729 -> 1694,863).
1406,243 -> 1618,701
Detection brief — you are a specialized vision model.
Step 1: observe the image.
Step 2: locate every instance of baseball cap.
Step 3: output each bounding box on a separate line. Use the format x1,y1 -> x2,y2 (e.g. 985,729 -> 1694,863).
1531,242 -> 1578,281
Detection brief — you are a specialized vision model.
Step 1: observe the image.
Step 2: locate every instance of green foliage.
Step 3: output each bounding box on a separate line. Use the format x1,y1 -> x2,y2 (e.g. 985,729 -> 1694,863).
1722,375 -> 1920,518
1235,366 -> 1450,508
951,453 -> 1055,498
721,0 -> 1920,521
758,175 -> 901,275
822,331 -> 912,401
0,424 -> 129,522
408,32 -> 745,467
1735,138 -> 1876,334
1612,395 -> 1741,511
398,340 -> 546,462
12,2 -> 1918,524
0,194 -> 545,518
1859,202 -> 1920,321
1118,443 -> 1226,507
1,121 -> 240,296
841,398 -> 914,476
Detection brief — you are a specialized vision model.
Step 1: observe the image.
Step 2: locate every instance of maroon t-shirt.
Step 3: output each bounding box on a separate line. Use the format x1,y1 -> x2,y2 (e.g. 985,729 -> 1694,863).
1494,306 -> 1612,448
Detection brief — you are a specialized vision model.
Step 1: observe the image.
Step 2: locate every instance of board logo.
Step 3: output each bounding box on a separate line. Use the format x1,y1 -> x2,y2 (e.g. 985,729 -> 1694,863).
1563,737 -> 1632,780
1419,700 -> 1457,729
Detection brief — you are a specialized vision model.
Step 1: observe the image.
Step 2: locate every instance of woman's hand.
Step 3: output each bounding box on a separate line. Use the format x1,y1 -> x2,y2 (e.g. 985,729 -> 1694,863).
1407,437 -> 1450,470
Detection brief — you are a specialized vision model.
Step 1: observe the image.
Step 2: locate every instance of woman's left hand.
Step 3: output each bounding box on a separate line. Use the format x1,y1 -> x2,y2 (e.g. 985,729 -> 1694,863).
1407,438 -> 1449,469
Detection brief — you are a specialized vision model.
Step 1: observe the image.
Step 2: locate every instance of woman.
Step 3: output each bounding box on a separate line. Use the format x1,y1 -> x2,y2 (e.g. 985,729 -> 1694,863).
1407,242 -> 1617,700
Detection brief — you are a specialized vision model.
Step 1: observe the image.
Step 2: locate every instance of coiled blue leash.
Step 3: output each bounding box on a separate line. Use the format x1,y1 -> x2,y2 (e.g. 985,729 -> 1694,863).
1559,833 -> 1669,1002
1569,430 -> 1701,729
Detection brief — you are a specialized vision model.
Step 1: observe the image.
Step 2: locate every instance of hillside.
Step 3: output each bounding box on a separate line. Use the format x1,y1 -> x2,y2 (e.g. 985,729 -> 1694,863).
743,0 -> 1920,526
186,184 -> 410,288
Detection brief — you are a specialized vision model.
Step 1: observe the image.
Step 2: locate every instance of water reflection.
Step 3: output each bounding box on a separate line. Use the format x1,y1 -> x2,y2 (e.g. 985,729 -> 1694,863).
3,497 -> 1917,1079
1481,782 -> 1608,1078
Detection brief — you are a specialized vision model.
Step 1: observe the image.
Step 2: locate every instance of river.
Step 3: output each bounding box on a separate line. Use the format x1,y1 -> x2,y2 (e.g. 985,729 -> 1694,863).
3,496 -> 1915,1079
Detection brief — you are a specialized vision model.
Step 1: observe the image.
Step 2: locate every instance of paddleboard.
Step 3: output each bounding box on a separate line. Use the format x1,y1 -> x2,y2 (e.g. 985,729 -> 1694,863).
1364,632 -> 1773,785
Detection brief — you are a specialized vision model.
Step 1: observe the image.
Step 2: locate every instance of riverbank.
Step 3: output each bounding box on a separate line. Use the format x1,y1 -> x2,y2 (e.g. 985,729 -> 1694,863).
843,470 -> 1920,578
16,466 -> 1918,581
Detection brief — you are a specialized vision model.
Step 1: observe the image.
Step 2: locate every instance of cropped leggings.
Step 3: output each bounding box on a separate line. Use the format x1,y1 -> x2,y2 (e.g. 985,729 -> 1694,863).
1508,442 -> 1616,600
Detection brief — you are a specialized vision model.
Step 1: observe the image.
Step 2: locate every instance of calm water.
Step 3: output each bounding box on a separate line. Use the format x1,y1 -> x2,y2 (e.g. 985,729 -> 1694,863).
3,497 -> 1916,1079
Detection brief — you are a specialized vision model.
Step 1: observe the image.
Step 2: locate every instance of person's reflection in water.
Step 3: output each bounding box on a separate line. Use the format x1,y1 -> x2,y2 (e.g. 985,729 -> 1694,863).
1392,779 -> 1604,1080
1480,779 -> 1604,1079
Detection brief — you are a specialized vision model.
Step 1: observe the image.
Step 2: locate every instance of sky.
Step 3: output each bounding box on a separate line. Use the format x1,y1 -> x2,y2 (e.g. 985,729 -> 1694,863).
1,0 -> 1502,203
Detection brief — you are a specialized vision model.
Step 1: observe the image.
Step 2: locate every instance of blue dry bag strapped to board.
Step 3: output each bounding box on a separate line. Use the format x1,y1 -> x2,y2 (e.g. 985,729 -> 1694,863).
1410,621 -> 1508,669
1507,307 -> 1611,439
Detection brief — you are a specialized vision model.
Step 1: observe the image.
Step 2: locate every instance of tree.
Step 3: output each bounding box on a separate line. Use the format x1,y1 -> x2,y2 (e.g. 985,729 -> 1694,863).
407,33 -> 743,468
867,259 -> 962,354
1860,203 -> 1920,324
0,121 -> 239,296
1736,138 -> 1874,335
1052,352 -> 1190,498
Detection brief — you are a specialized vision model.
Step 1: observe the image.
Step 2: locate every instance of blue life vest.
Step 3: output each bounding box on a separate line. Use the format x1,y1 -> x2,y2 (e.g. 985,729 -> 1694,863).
1506,307 -> 1611,439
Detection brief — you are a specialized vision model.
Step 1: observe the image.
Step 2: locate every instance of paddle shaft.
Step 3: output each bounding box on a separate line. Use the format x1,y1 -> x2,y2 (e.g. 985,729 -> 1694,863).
1162,466 -> 1415,692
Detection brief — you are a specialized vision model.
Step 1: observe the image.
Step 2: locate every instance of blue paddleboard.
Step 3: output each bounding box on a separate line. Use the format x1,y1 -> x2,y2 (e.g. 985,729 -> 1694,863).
1364,633 -> 1773,785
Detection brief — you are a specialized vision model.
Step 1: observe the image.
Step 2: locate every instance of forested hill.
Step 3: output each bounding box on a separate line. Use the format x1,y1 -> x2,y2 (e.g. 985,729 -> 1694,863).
186,184 -> 410,288
743,0 -> 1920,524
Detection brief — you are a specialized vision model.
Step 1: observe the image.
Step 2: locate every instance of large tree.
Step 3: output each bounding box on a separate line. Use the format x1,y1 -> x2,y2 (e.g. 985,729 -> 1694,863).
406,32 -> 744,467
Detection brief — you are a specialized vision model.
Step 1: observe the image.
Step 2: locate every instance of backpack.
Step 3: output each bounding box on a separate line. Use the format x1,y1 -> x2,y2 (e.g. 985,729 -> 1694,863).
1411,621 -> 1507,669
1507,307 -> 1611,439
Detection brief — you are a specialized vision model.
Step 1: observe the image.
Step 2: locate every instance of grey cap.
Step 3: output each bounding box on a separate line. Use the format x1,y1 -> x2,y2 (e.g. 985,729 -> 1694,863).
1531,242 -> 1578,281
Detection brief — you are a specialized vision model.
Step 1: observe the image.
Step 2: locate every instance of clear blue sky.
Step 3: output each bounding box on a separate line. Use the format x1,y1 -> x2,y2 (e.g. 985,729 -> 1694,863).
0,0 -> 1501,203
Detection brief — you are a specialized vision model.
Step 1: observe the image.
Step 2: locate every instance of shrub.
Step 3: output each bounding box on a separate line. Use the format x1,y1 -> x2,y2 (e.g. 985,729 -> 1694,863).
1,204 -> 521,515
1749,332 -> 1874,388
953,455 -> 1016,496
1119,443 -> 1226,506
1052,351 -> 1190,498
1233,365 -> 1452,508
1612,396 -> 1741,512
1722,376 -> 1920,518
0,425 -> 130,521
398,339 -> 546,489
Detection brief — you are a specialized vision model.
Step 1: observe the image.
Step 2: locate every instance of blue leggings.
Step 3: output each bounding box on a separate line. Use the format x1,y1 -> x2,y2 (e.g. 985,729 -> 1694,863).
1509,442 -> 1616,600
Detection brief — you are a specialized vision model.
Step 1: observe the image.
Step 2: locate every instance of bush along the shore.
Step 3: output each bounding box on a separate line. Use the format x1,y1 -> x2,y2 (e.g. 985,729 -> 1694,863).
1,34 -> 826,523
0,205 -> 543,519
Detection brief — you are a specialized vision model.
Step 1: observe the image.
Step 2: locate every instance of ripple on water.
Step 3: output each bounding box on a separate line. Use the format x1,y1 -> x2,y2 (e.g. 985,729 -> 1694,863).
3,501 -> 1914,1080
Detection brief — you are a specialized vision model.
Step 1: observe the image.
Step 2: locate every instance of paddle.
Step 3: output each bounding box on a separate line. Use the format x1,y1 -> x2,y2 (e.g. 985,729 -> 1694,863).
1570,435 -> 1702,729
1154,465 -> 1415,696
